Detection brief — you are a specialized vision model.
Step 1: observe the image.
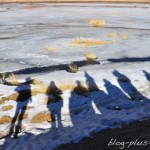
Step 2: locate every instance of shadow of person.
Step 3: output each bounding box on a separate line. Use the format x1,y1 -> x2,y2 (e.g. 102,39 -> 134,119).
46,81 -> 63,129
68,72 -> 102,126
103,79 -> 129,100
113,70 -> 148,100
68,73 -> 106,128
9,77 -> 32,138
73,80 -> 89,97
103,79 -> 131,111
84,72 -> 108,113
143,70 -> 150,81
84,71 -> 99,92
68,80 -> 90,127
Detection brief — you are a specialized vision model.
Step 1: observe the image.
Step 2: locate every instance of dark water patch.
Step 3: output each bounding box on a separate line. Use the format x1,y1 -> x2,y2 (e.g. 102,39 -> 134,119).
0,60 -> 100,77
108,57 -> 150,63
106,26 -> 150,31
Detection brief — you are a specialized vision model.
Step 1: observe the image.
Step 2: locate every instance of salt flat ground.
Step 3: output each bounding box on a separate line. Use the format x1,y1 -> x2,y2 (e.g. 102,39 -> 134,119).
0,3 -> 150,150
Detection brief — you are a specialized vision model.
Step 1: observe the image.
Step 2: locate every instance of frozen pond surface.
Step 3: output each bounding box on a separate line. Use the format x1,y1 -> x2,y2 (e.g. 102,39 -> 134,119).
0,3 -> 150,74
0,3 -> 150,150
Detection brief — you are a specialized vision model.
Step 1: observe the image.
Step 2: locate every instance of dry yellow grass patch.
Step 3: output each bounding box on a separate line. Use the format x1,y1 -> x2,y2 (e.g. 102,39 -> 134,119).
34,83 -> 47,91
1,90 -> 37,102
67,63 -> 78,73
59,81 -> 89,91
0,114 -> 28,124
30,78 -> 43,85
0,83 -> 61,102
120,34 -> 128,40
0,116 -> 12,124
0,99 -> 5,104
108,33 -> 128,43
109,32 -> 117,38
1,93 -> 19,101
72,38 -> 109,48
89,19 -> 106,27
2,105 -> 13,111
59,81 -> 77,91
42,46 -> 57,54
0,73 -> 20,86
34,83 -> 59,95
1,73 -> 42,86
86,51 -> 97,62
31,112 -> 52,123
0,80 -> 99,102
59,81 -> 98,96
9,73 -> 19,85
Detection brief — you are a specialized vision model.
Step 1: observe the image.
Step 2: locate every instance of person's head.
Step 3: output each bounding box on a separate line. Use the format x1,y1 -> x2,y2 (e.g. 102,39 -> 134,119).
112,70 -> 129,81
112,70 -> 121,77
103,79 -> 110,85
50,81 -> 55,86
76,80 -> 81,86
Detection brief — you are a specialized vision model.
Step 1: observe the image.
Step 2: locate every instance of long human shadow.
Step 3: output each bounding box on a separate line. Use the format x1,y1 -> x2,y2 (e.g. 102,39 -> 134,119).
113,70 -> 148,100
108,56 -> 150,63
46,81 -> 63,129
68,71 -> 131,130
103,79 -> 129,100
2,72 -> 150,149
84,71 -> 109,111
84,71 -> 99,92
68,80 -> 91,126
9,77 -> 32,138
143,70 -> 150,81
69,72 -> 106,126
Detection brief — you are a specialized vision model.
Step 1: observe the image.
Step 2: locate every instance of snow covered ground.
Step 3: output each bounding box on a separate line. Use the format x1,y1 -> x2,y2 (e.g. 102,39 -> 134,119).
0,3 -> 150,150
